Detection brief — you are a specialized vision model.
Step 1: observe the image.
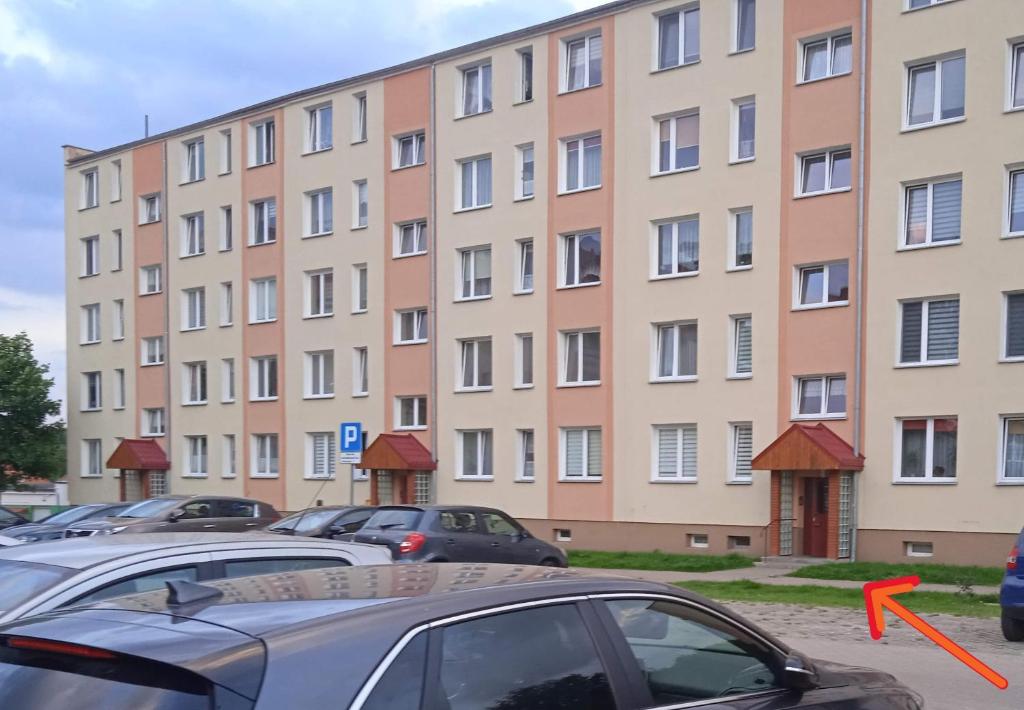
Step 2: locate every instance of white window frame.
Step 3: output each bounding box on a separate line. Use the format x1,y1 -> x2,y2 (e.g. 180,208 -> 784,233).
561,329 -> 600,386
305,188 -> 334,237
219,129 -> 232,175
905,0 -> 956,10
353,180 -> 368,228
456,155 -> 492,211
394,131 -> 426,169
182,137 -> 205,183
793,261 -> 849,309
112,299 -> 125,341
111,229 -> 123,271
793,374 -> 847,420
901,176 -> 963,249
652,111 -> 700,175
249,118 -> 275,167
81,169 -> 99,209
457,337 -> 493,392
456,429 -> 493,480
394,308 -> 428,345
113,368 -> 126,410
516,47 -> 534,103
305,350 -> 335,399
249,198 -> 277,245
181,287 -> 206,331
305,432 -> 336,480
559,230 -> 601,288
457,246 -> 492,301
729,314 -> 753,379
515,239 -> 535,294
897,297 -> 960,367
729,422 -> 754,483
893,417 -> 958,483
651,424 -> 698,482
305,102 -> 333,154
999,414 -> 1024,484
1003,290 -> 1024,362
732,0 -> 755,53
394,220 -> 428,258
353,93 -> 368,143
395,396 -> 428,430
220,206 -> 233,251
353,347 -> 369,396
180,213 -> 205,257
560,133 -> 602,193
110,160 -> 122,202
82,439 -> 102,477
142,407 -> 165,437
184,435 -> 208,478
305,269 -> 334,318
219,282 -> 233,327
82,371 -> 102,411
728,207 -> 753,271
352,264 -> 368,314
222,435 -> 237,478
80,304 -> 101,345
459,61 -> 493,118
141,336 -> 164,366
731,97 -> 756,163
562,31 -> 602,92
517,429 -> 536,481
249,277 -> 277,323
1009,40 -> 1024,112
796,148 -> 852,196
1006,166 -> 1024,238
798,31 -> 853,84
250,356 -> 279,401
904,53 -> 966,130
650,216 -> 699,279
252,433 -> 280,478
559,427 -> 602,481
139,193 -> 160,224
651,321 -> 698,382
221,358 -> 235,403
81,235 -> 100,277
515,143 -> 535,200
653,5 -> 700,71
515,332 -> 534,388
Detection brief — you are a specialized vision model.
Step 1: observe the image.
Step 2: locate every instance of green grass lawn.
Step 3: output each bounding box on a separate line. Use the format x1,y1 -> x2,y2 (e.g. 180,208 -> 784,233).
676,580 -> 1001,619
568,549 -> 756,573
788,561 -> 1005,587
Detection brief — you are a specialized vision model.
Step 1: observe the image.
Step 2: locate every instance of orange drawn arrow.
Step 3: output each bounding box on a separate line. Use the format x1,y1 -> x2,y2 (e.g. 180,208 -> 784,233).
863,575 -> 1008,690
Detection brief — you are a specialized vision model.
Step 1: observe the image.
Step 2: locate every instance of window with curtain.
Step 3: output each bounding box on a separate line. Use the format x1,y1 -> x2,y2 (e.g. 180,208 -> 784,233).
732,316 -> 752,376
306,269 -> 334,317
461,63 -> 492,116
251,356 -> 278,400
732,209 -> 753,267
801,32 -> 851,82
307,432 -> 335,479
81,303 -> 101,344
251,199 -> 276,244
1008,168 -> 1024,235
253,434 -> 280,477
81,236 -> 99,276
181,213 -> 205,256
565,33 -> 602,91
562,428 -> 602,480
657,6 -> 700,70
459,430 -> 493,478
655,216 -> 699,277
250,278 -> 277,323
354,181 -> 368,227
518,430 -> 535,480
898,418 -> 957,480
307,189 -> 333,236
796,375 -> 846,417
654,425 -> 698,481
900,298 -> 959,364
186,436 -> 208,476
563,330 -> 600,384
397,396 -> 428,429
83,372 -> 101,410
459,338 -> 493,390
734,99 -> 755,160
517,240 -> 534,293
735,0 -> 755,52
655,322 -> 697,380
562,231 -> 601,286
459,246 -> 492,299
907,54 -> 965,127
459,156 -> 492,209
183,361 -> 207,404
563,135 -> 601,191
1002,417 -> 1024,480
306,104 -> 332,153
656,112 -> 699,173
223,435 -> 236,478
517,143 -> 535,198
731,423 -> 753,481
251,119 -> 275,166
1005,292 -> 1024,359
397,220 -> 428,256
183,288 -> 206,330
904,177 -> 961,246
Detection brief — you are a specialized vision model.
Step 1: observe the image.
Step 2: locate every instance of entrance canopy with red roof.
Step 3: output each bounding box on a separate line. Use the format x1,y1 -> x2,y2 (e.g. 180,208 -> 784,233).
751,423 -> 864,472
361,433 -> 437,471
106,438 -> 170,471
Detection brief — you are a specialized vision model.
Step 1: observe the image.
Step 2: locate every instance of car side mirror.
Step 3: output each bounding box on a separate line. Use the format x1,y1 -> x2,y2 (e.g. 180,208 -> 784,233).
327,524 -> 345,535
168,510 -> 184,522
782,655 -> 818,691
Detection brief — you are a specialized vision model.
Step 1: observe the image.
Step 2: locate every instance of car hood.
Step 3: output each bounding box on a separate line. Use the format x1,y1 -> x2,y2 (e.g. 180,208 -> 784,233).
2,523 -> 65,538
811,658 -> 923,705
67,517 -> 148,531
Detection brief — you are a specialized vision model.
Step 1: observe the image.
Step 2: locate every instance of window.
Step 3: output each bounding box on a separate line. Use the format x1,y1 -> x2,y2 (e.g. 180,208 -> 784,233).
183,138 -> 205,183
181,287 -> 206,331
183,361 -> 207,405
1008,168 -> 1024,236
897,417 -> 957,480
1001,416 -> 1024,481
653,424 -> 698,481
731,315 -> 752,377
82,372 -> 102,411
82,439 -> 102,476
251,356 -> 279,401
688,533 -> 709,548
353,347 -> 369,395
306,103 -> 333,153
81,169 -> 98,209
141,336 -> 164,366
221,358 -> 235,402
731,422 -> 754,481
517,429 -> 535,480
1005,292 -> 1024,360
306,188 -> 333,236
795,375 -> 846,418
353,180 -> 368,227
734,0 -> 755,52
250,198 -> 277,245
219,129 -> 232,174
395,131 -> 426,168
903,177 -> 962,246
564,32 -> 602,92
112,368 -> 125,410
729,208 -> 753,269
112,299 -> 125,340
179,213 -> 205,257
562,329 -> 600,385
220,282 -> 233,326
656,6 -> 700,70
458,156 -> 492,210
458,246 -> 492,299
732,98 -> 755,161
223,435 -> 237,477
461,62 -> 492,117
306,350 -> 335,398
516,239 -> 534,293
561,428 -> 602,480
250,277 -> 277,323
909,0 -> 953,7
1011,42 -> 1024,110
353,93 -> 367,143
906,54 -> 965,127
899,298 -> 960,365
185,436 -> 208,476
458,430 -> 493,478
220,206 -> 233,251
653,216 -> 699,277
516,143 -> 535,199
395,308 -> 427,344
81,236 -> 99,276
518,47 -> 534,102
112,230 -> 123,271
81,304 -> 101,344
562,134 -> 601,192
459,338 -> 493,390
396,396 -> 427,429
801,32 -> 852,82
306,432 -> 335,479
654,321 -> 698,381
799,148 -> 851,195
250,118 -> 275,166
142,407 -> 165,436
352,264 -> 368,313
253,433 -> 280,477
796,261 -> 849,307
516,333 -> 534,387
560,230 -> 601,287
306,269 -> 334,317
110,160 -> 122,202
140,193 -> 160,224
655,112 -> 699,174
396,220 -> 427,257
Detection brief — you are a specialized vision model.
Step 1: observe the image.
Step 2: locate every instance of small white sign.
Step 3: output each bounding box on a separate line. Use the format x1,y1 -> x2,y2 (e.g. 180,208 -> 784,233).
339,451 -> 362,465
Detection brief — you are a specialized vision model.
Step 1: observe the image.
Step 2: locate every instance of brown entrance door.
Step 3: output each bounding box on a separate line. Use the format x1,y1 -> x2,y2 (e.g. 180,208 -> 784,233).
802,478 -> 829,557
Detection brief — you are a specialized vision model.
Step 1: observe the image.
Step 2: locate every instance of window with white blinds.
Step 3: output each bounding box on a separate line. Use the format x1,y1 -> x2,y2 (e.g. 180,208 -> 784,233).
903,177 -> 961,247
307,432 -> 336,479
1006,292 -> 1024,360
561,428 -> 602,480
900,298 -> 959,364
653,425 -> 697,481
731,423 -> 753,482
731,316 -> 752,377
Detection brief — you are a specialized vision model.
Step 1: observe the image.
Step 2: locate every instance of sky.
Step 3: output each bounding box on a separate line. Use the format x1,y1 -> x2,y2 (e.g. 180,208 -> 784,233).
0,0 -> 606,417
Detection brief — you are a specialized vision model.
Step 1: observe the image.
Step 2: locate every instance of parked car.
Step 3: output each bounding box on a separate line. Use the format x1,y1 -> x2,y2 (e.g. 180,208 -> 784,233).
0,506 -> 28,531
353,504 -> 568,567
1000,527 -> 1024,641
4,503 -> 131,543
0,563 -> 923,708
265,505 -> 375,538
63,494 -> 280,537
0,532 -> 390,624
0,536 -> 23,547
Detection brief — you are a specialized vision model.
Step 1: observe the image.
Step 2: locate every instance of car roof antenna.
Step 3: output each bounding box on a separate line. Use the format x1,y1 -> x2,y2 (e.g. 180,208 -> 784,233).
165,580 -> 224,607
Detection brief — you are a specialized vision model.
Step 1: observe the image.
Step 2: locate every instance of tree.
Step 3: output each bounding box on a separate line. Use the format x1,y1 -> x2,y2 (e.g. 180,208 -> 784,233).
0,333 -> 65,489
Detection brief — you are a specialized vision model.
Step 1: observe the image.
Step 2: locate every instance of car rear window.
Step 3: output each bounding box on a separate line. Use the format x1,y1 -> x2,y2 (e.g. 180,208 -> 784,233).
364,509 -> 422,531
0,561 -> 74,614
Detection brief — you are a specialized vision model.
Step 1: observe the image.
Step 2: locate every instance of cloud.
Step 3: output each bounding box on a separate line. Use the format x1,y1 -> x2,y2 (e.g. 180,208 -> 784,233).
0,287 -> 66,415
0,0 -> 93,78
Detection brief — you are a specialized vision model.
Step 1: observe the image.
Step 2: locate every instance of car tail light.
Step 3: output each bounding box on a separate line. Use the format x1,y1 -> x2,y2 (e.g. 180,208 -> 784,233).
1009,546 -> 1019,572
399,532 -> 426,555
6,637 -> 116,660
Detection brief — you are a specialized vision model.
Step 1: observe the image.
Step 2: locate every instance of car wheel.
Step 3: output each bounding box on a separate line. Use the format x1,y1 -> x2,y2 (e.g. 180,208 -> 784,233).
539,558 -> 560,567
1002,611 -> 1024,642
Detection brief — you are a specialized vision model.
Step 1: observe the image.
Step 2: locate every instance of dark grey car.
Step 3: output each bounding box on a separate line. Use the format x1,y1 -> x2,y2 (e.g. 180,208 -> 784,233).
352,505 -> 568,566
0,564 -> 922,708
63,495 -> 281,537
4,503 -> 131,543
264,505 -> 375,539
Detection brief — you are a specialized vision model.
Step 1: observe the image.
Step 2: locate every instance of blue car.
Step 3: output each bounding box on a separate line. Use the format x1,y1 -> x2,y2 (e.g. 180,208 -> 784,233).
1001,528 -> 1024,641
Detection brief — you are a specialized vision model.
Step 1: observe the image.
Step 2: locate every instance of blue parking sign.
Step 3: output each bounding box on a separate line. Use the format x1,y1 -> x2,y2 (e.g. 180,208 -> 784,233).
339,422 -> 363,464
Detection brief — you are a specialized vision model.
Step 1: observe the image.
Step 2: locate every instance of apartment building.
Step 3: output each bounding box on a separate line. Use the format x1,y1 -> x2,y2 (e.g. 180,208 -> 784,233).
64,0 -> 1024,565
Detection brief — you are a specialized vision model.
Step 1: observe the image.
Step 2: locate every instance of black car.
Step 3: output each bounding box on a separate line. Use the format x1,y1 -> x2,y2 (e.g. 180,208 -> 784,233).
0,564 -> 922,708
0,506 -> 28,531
3,503 -> 131,543
353,504 -> 568,566
264,505 -> 375,538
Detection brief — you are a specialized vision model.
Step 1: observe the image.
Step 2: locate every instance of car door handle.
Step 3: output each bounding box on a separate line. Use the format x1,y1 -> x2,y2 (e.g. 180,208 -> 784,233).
244,523 -> 258,527
202,524 -> 215,529
490,542 -> 501,547
446,538 -> 456,545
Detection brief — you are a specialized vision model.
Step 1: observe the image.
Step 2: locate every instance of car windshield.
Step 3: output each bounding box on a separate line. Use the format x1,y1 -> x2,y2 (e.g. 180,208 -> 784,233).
118,499 -> 181,519
269,509 -> 341,534
364,509 -> 421,531
0,560 -> 75,614
37,507 -> 101,526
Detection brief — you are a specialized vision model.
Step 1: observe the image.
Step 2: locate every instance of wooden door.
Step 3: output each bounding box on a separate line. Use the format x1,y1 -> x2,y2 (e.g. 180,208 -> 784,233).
802,478 -> 829,557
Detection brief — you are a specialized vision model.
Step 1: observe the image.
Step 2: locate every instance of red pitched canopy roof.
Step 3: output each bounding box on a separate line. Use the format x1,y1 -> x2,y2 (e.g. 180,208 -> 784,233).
106,439 -> 170,471
360,433 -> 436,471
751,424 -> 864,471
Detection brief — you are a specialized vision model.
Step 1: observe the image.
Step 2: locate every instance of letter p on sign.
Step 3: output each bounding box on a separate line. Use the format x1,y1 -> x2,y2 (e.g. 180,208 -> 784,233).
339,422 -> 363,464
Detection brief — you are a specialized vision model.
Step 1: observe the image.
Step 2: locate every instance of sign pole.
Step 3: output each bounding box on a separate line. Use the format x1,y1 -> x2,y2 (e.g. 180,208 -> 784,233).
350,464 -> 355,505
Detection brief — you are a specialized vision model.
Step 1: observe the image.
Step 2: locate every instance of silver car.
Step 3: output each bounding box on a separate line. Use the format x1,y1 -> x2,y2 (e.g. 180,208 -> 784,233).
0,532 -> 391,623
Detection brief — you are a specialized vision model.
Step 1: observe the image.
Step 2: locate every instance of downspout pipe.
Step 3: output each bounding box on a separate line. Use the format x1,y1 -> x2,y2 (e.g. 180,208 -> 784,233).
162,141 -> 172,483
429,64 -> 439,502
